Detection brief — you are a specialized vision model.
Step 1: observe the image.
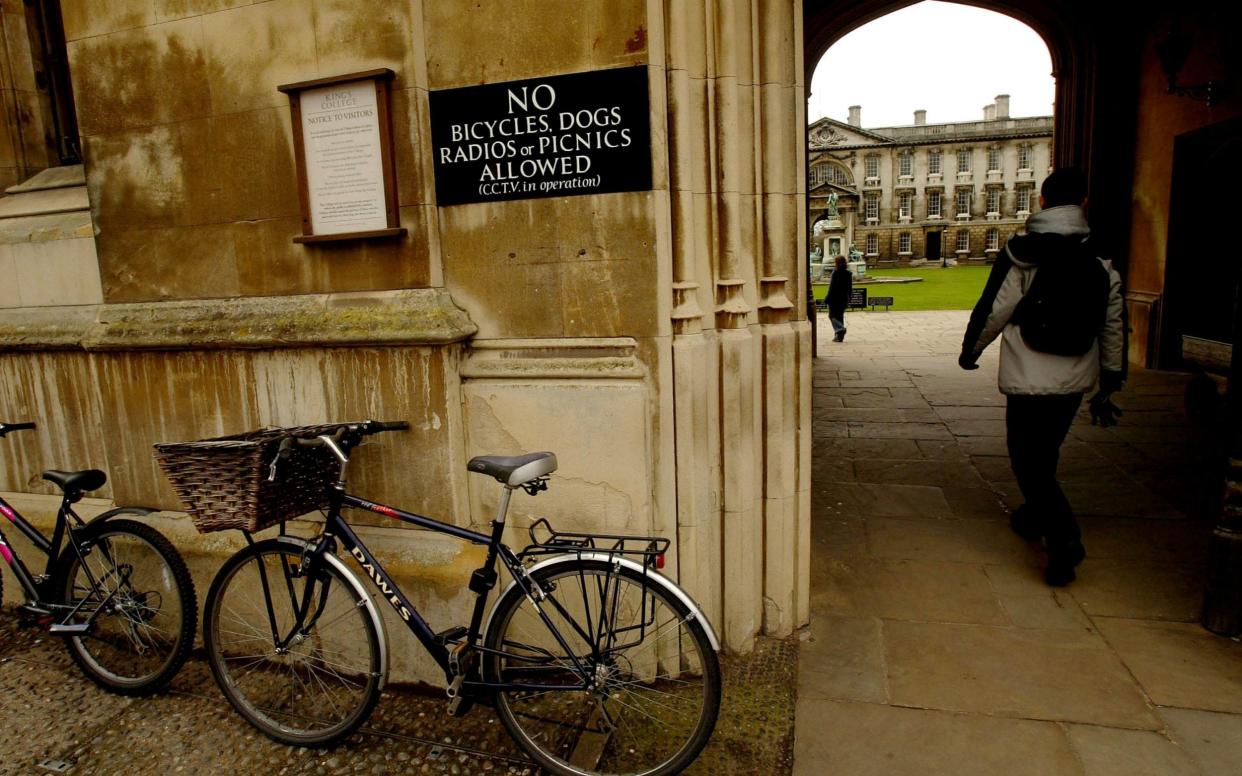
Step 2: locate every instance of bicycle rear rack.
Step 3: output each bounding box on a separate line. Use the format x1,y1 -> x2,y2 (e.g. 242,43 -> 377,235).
519,518 -> 670,569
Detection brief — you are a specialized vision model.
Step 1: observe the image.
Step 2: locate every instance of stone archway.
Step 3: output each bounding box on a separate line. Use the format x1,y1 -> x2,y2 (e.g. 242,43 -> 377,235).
802,0 -> 1141,269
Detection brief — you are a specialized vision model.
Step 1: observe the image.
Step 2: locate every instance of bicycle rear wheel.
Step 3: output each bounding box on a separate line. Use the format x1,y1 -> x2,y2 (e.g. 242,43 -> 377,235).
203,538 -> 384,747
484,559 -> 721,776
54,518 -> 196,695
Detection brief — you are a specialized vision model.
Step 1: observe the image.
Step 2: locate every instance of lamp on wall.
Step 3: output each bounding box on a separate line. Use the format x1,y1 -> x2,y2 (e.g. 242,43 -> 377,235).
1155,22 -> 1221,107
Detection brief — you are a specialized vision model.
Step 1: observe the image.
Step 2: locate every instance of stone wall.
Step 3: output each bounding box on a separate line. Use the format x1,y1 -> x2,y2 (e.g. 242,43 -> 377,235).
0,0 -> 813,676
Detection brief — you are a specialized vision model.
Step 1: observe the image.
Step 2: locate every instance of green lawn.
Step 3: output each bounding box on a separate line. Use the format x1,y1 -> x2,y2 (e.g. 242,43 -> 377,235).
812,266 -> 991,311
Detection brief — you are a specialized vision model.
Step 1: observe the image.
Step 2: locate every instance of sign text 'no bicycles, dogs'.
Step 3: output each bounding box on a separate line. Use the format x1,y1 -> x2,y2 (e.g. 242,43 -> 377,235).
429,66 -> 652,206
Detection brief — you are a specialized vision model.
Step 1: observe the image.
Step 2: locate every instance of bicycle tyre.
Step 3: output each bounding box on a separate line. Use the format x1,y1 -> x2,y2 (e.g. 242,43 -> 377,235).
203,537 -> 384,747
54,518 -> 197,695
484,559 -> 721,776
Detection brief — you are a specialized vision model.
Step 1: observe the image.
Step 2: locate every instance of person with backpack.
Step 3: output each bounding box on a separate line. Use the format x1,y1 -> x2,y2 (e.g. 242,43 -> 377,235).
958,168 -> 1124,586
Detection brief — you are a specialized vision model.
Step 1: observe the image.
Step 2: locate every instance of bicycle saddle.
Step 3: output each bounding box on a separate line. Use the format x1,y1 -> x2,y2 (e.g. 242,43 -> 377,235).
42,469 -> 107,494
467,452 -> 557,486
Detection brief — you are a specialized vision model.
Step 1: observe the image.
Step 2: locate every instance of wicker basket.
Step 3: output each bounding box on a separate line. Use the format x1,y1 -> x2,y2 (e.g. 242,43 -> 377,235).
154,424 -> 348,534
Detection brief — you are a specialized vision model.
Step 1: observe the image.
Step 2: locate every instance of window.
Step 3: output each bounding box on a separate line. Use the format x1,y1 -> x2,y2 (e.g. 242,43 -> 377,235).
865,155 -> 879,180
928,149 -> 941,175
956,230 -> 970,253
956,188 -> 972,217
927,190 -> 942,218
986,228 -> 1000,251
810,163 -> 850,187
1018,144 -> 1032,170
865,192 -> 879,221
986,188 -> 1001,214
899,151 -> 913,177
956,148 -> 971,174
899,232 -> 911,254
898,191 -> 912,219
865,233 -> 878,255
987,146 -> 1001,172
1016,187 -> 1031,213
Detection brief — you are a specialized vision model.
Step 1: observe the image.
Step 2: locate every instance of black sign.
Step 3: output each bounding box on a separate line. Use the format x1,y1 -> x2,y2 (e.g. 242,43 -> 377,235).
848,289 -> 867,310
429,67 -> 651,206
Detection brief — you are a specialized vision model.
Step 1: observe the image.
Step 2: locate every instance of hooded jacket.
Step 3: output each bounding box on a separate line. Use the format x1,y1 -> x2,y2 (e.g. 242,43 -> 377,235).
960,205 -> 1124,395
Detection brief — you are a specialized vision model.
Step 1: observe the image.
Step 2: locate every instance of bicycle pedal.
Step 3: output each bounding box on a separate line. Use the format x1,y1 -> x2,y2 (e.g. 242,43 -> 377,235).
447,695 -> 475,718
48,622 -> 90,635
434,626 -> 468,645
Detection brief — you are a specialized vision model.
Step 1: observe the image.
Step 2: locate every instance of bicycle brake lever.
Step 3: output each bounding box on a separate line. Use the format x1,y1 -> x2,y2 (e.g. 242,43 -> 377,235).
266,438 -> 294,482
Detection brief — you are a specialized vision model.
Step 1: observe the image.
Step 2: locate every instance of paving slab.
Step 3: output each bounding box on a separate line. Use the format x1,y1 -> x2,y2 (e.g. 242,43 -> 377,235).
913,439 -> 969,460
1069,560 -> 1204,621
847,421 -> 954,440
866,517 -> 1037,565
1095,618 -> 1242,714
798,615 -> 888,704
813,436 -> 923,459
997,589 -> 1095,630
812,482 -> 955,519
1161,707 -> 1242,776
1077,517 -> 1209,563
941,486 -> 1009,519
1065,724 -> 1202,776
793,699 -> 1082,776
852,459 -> 985,488
883,620 -> 1160,728
811,558 -> 1007,625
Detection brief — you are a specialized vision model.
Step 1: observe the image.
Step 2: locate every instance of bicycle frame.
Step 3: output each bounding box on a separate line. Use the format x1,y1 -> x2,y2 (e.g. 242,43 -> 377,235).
266,488 -> 597,695
0,493 -> 67,602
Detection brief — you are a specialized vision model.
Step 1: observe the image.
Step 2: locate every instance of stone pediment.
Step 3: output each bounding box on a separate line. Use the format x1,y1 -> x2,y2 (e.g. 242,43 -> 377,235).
807,118 -> 892,149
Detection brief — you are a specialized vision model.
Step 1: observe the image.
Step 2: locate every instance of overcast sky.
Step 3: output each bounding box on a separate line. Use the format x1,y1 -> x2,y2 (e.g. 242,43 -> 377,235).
808,1 -> 1055,128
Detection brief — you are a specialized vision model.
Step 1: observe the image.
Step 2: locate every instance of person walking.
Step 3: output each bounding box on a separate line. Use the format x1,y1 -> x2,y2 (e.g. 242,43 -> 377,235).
958,168 -> 1124,586
826,254 -> 853,342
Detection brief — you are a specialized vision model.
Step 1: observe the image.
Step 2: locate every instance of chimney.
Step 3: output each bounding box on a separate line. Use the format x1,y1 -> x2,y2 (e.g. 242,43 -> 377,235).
984,104 -> 996,121
995,94 -> 1010,119
848,105 -> 861,127
914,109 -> 926,126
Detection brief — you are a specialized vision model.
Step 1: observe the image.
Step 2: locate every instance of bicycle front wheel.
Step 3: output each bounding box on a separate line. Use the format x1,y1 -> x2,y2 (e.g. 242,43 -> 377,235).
55,518 -> 196,695
203,538 -> 383,747
484,559 -> 721,776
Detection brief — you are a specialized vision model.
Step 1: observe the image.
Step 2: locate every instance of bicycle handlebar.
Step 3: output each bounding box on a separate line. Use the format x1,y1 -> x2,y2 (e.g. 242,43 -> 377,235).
0,421 -> 36,438
266,420 -> 407,482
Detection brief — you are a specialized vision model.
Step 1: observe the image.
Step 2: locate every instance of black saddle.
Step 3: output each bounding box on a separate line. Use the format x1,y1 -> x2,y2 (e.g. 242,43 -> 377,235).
42,469 -> 107,495
467,452 -> 557,486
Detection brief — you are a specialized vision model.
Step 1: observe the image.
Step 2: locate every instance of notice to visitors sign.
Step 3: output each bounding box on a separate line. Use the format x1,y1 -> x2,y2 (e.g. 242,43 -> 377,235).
429,66 -> 651,206
298,80 -> 388,235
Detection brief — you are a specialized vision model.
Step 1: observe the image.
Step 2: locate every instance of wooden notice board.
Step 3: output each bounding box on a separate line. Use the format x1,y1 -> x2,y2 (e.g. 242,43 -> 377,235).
278,69 -> 405,243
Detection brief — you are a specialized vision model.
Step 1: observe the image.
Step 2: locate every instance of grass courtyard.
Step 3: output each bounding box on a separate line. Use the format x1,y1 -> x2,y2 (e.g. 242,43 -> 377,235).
812,265 -> 992,311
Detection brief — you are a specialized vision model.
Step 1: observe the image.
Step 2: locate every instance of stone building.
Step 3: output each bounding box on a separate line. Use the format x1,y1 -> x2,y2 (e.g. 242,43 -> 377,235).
0,0 -> 1237,685
808,98 -> 1053,265
0,0 -> 811,681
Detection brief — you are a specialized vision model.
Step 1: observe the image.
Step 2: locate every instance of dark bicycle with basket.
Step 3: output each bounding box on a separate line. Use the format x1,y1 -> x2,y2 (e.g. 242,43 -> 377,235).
154,420 -> 721,776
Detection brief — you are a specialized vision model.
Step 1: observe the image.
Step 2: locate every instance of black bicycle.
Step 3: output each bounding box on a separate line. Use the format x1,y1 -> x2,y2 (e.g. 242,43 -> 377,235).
0,421 -> 196,694
198,420 -> 721,776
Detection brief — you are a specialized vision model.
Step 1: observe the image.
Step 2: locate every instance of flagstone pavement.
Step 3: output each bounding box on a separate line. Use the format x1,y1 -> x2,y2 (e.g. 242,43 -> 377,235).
795,310 -> 1242,776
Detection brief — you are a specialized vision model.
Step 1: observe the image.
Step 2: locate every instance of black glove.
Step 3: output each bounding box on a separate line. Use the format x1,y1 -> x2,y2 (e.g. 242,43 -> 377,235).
1089,394 -> 1122,427
958,352 -> 980,371
1098,370 -> 1124,396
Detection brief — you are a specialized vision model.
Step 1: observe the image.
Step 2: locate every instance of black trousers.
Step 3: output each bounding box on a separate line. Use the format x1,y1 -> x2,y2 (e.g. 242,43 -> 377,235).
1006,393 -> 1083,547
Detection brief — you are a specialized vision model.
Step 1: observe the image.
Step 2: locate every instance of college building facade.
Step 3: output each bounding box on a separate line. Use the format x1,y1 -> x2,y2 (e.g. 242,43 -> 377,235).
808,99 -> 1053,265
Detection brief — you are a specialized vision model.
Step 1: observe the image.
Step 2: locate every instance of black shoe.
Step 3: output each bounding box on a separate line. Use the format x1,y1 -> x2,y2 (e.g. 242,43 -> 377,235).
1045,541 -> 1086,587
1009,505 -> 1043,542
840,328 -> 847,341
833,332 -> 844,342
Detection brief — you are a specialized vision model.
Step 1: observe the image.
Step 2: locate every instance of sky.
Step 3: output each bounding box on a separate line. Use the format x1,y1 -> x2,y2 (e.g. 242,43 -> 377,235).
808,1 -> 1055,128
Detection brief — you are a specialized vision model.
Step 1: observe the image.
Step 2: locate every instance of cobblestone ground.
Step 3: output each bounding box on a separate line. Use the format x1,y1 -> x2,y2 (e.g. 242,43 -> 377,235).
0,613 -> 795,775
797,310 -> 1242,776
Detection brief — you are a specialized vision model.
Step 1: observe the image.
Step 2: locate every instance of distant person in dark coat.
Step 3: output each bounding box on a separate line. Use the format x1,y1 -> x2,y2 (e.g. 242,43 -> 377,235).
826,255 -> 852,342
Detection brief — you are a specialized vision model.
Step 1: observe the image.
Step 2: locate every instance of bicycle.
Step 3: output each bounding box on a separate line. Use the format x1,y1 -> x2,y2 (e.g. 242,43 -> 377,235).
193,420 -> 721,776
0,421 -> 197,694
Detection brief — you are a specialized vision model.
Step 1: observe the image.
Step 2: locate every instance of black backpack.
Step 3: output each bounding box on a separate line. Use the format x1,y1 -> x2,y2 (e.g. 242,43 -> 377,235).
1012,239 -> 1110,357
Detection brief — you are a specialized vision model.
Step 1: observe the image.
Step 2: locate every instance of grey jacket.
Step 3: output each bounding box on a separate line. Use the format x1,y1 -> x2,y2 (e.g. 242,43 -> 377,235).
961,205 -> 1125,395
